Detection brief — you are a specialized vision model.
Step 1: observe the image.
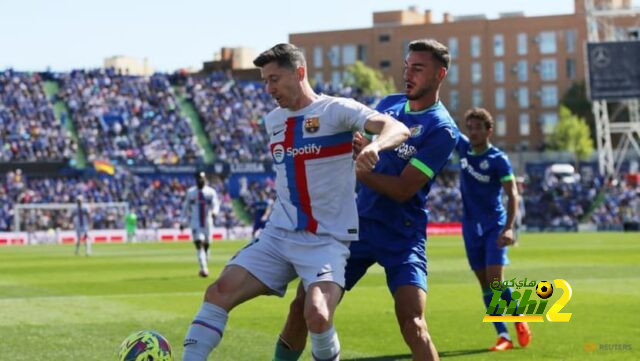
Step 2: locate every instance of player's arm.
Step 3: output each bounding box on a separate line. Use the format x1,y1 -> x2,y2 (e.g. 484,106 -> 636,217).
180,192 -> 190,230
357,162 -> 431,203
356,114 -> 410,171
262,199 -> 273,222
211,189 -> 221,223
498,176 -> 519,247
358,125 -> 459,203
455,133 -> 470,155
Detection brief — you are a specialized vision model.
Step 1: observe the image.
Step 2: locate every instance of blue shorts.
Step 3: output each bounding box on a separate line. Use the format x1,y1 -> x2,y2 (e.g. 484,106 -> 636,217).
252,219 -> 266,232
345,218 -> 427,294
462,221 -> 509,271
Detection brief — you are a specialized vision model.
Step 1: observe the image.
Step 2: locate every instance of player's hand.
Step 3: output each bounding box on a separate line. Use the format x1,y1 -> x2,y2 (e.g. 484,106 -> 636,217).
498,227 -> 515,247
352,132 -> 371,160
355,142 -> 380,172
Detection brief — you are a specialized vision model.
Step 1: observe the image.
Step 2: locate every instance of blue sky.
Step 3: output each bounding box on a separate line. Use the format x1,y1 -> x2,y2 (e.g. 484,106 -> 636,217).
0,0 -> 633,72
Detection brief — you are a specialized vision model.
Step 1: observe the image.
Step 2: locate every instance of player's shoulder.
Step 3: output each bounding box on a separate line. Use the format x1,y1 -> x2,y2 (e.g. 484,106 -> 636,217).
488,146 -> 511,162
378,93 -> 406,107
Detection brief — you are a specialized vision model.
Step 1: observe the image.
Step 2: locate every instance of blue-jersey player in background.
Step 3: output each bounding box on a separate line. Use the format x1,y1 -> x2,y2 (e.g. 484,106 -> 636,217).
273,39 -> 458,361
457,107 -> 531,351
250,190 -> 273,240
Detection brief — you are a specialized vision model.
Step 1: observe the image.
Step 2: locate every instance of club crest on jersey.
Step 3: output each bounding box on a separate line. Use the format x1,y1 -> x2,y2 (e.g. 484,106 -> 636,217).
410,125 -> 424,138
304,117 -> 320,133
480,160 -> 490,170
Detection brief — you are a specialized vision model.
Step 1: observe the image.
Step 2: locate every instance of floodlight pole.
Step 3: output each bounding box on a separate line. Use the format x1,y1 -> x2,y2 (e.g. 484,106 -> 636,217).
586,0 -> 640,177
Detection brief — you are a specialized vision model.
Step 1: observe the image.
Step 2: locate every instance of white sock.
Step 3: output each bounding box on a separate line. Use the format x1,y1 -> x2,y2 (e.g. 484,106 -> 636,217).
197,249 -> 207,270
310,326 -> 340,361
183,302 -> 228,361
499,332 -> 511,341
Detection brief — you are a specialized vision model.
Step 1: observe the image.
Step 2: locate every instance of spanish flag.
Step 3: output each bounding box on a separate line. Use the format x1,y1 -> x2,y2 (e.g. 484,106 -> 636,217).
94,160 -> 115,175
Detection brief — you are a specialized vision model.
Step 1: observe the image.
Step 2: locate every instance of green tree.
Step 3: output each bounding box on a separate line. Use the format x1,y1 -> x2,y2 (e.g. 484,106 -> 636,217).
344,61 -> 396,96
549,106 -> 595,163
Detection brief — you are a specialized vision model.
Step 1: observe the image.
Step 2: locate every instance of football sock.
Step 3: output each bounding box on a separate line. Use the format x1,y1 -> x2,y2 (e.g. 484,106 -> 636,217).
203,242 -> 210,259
273,336 -> 304,361
310,326 -> 340,361
183,302 -> 228,361
197,249 -> 207,270
483,288 -> 508,337
85,237 -> 91,256
501,287 -> 519,316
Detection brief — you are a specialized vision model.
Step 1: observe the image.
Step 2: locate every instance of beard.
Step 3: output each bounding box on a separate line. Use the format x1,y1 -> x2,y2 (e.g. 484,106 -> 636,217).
406,84 -> 433,101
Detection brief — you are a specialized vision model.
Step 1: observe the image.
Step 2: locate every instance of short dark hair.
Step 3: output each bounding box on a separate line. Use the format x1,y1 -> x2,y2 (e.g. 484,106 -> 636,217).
253,43 -> 306,70
464,107 -> 494,130
408,39 -> 450,70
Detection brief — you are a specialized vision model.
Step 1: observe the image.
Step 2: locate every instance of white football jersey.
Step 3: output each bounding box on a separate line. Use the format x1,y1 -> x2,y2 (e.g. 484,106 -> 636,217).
182,185 -> 220,229
265,95 -> 378,241
72,204 -> 90,230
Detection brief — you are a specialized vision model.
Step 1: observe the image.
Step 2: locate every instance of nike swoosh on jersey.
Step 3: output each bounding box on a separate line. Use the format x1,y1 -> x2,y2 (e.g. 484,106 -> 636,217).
316,270 -> 333,277
272,129 -> 284,136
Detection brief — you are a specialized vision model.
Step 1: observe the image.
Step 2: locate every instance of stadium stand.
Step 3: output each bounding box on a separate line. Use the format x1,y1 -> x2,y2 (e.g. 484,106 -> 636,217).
0,70 -> 75,161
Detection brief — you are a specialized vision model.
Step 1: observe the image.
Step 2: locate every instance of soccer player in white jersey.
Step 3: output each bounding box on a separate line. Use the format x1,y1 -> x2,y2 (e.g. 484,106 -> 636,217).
73,196 -> 91,256
181,43 -> 410,361
181,172 -> 221,277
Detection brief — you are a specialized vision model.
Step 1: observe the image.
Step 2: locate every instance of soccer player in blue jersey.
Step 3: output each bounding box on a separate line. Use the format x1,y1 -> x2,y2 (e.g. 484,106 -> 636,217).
273,39 -> 458,361
251,190 -> 273,240
457,107 -> 531,351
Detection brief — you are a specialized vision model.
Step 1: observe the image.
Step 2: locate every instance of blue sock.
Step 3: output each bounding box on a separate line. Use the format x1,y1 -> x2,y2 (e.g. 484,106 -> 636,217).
501,287 -> 520,316
273,337 -> 303,361
483,288 -> 509,337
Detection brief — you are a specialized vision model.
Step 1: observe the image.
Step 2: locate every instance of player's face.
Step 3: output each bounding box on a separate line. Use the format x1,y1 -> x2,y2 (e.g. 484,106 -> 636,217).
403,51 -> 444,101
196,176 -> 205,189
261,62 -> 302,109
466,118 -> 492,146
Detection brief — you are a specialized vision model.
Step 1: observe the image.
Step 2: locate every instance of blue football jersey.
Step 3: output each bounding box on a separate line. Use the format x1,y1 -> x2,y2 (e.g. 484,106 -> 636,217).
456,134 -> 514,228
357,94 -> 459,237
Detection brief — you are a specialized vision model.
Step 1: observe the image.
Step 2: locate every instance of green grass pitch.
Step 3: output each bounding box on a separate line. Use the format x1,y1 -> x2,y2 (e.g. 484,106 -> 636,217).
1,233 -> 638,360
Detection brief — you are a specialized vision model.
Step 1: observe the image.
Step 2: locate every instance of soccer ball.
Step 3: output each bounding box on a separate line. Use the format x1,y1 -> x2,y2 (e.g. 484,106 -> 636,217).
117,330 -> 173,361
536,281 -> 554,299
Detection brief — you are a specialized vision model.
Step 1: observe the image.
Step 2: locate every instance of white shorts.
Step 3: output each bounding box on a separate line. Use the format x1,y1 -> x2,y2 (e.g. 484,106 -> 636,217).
192,227 -> 210,243
227,225 -> 350,297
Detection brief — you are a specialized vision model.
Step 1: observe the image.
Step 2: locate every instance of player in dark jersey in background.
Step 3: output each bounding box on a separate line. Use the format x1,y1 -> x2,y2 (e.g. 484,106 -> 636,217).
456,107 -> 531,351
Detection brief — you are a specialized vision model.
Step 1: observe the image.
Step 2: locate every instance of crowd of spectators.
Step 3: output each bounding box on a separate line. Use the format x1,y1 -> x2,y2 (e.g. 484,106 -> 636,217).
0,70 -> 75,161
0,169 -> 238,232
591,179 -> 640,231
59,69 -> 202,165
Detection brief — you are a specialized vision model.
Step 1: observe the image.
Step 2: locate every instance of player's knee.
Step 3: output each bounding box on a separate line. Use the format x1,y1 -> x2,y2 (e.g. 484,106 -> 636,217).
399,315 -> 428,342
203,279 -> 236,310
289,293 -> 305,316
304,304 -> 331,333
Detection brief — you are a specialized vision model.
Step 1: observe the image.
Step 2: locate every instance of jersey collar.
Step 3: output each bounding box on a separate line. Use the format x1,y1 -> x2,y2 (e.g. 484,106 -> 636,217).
403,100 -> 441,115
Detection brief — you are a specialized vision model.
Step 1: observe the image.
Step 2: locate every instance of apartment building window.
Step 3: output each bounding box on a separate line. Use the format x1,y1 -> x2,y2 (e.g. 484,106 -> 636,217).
539,31 -> 557,54
494,34 -> 505,57
379,34 -> 390,43
519,113 -> 530,136
331,71 -> 341,86
342,71 -> 353,85
494,61 -> 505,83
566,58 -> 577,79
380,60 -> 391,70
449,90 -> 459,112
541,112 -> 558,135
472,62 -> 482,84
449,63 -> 459,84
517,60 -> 528,82
518,87 -> 529,108
342,44 -> 357,66
471,35 -> 481,58
541,85 -> 558,107
357,44 -> 368,63
517,33 -> 528,55
472,88 -> 482,107
496,114 -> 507,136
328,45 -> 340,67
495,87 -> 506,109
566,29 -> 577,53
540,58 -> 557,81
314,72 -> 324,85
314,46 -> 323,68
449,37 -> 459,59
